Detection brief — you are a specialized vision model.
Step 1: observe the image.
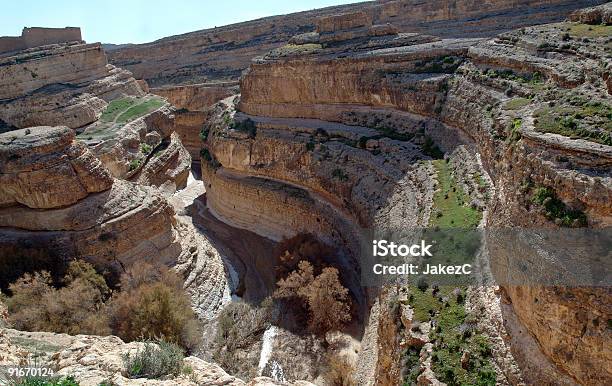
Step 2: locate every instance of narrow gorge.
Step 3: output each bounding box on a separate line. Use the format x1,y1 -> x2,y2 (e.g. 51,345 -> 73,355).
0,1 -> 610,386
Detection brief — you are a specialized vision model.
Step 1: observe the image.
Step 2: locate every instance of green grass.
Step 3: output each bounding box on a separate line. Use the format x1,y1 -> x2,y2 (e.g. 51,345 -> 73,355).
430,160 -> 482,229
99,98 -> 138,122
503,97 -> 531,111
402,160 -> 493,385
129,159 -> 142,171
406,286 -> 495,385
268,43 -> 322,58
533,103 -> 612,145
116,97 -> 165,123
569,23 -> 612,38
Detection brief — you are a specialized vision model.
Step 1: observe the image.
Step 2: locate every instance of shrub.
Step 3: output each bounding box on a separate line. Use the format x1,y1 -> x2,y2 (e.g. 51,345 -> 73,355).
5,261 -> 110,335
274,233 -> 336,281
12,376 -> 79,386
230,118 -> 257,138
122,340 -> 184,379
274,261 -> 351,334
128,159 -> 142,171
531,186 -> 587,227
422,136 -> 444,159
324,353 -> 355,386
199,127 -> 210,142
108,263 -> 201,351
140,143 -> 152,155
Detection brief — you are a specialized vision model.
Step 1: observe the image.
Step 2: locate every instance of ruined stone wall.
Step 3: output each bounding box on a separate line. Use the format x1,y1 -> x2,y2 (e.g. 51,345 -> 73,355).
0,27 -> 82,55
22,27 -> 82,48
0,37 -> 26,55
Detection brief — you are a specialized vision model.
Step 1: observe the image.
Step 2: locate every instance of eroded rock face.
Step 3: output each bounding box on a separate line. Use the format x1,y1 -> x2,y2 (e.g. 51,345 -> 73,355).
132,132 -> 191,192
0,125 -> 229,320
0,126 -> 112,208
107,0 -> 603,87
0,43 -> 144,129
203,12 -> 611,385
150,82 -> 239,159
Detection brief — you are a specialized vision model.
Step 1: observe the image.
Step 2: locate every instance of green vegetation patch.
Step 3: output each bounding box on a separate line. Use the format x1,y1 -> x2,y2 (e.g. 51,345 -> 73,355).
267,43 -> 323,58
11,376 -> 79,386
116,97 -> 165,123
430,303 -> 496,386
533,102 -> 612,145
122,340 -> 184,379
129,158 -> 142,171
100,97 -> 138,122
405,285 -> 495,385
140,143 -> 152,155
229,118 -> 257,138
531,186 -> 587,227
503,97 -> 531,111
430,160 -> 482,229
569,23 -> 612,38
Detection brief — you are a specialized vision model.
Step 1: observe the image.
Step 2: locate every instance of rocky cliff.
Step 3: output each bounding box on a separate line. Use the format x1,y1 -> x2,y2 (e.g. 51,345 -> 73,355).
108,0 -> 605,87
0,42 -> 143,130
0,38 -> 194,193
0,126 -> 229,320
150,82 -> 239,159
201,6 -> 611,384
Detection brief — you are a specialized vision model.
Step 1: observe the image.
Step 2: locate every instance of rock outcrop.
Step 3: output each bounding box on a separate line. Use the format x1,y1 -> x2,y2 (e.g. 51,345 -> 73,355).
202,9 -> 611,385
0,42 -> 143,129
0,126 -> 229,319
150,82 -> 239,159
108,0 -> 604,87
0,36 -> 193,193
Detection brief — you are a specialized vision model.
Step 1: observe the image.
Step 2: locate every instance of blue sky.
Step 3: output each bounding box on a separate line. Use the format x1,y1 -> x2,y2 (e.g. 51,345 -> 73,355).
1,0 -> 361,44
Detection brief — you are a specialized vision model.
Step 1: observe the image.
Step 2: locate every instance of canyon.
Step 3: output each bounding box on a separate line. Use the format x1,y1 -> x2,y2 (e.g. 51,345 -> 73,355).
0,1 -> 611,385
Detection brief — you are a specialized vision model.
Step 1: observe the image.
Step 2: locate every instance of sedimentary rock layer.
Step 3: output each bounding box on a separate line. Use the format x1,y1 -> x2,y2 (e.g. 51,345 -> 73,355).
0,42 -> 143,129
0,126 -> 113,208
0,126 -> 228,319
108,0 -> 604,86
150,82 -> 239,159
205,14 -> 611,385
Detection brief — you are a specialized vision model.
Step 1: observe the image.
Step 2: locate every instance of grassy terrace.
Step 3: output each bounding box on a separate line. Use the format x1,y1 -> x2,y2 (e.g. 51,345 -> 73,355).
569,23 -> 612,38
77,96 -> 165,141
403,159 -> 494,385
533,102 -> 612,146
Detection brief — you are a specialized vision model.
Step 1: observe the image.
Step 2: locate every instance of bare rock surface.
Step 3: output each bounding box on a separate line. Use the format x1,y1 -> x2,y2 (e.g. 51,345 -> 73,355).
108,0 -> 604,87
0,126 -> 113,208
0,42 -> 144,129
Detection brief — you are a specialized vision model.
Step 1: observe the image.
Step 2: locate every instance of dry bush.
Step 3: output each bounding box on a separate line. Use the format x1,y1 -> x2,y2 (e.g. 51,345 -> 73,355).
275,233 -> 335,280
274,261 -> 351,335
122,340 -> 184,379
5,261 -> 110,335
108,263 -> 201,351
4,260 -> 200,352
325,353 -> 356,386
